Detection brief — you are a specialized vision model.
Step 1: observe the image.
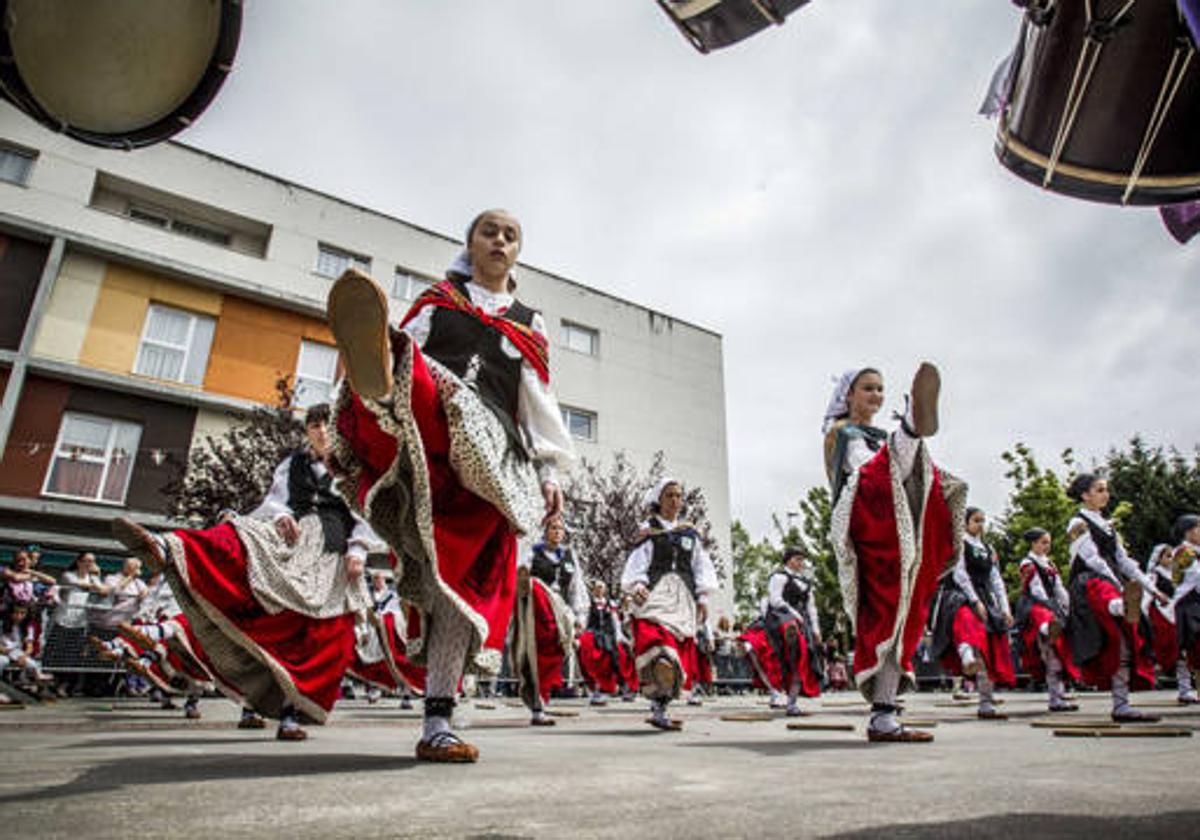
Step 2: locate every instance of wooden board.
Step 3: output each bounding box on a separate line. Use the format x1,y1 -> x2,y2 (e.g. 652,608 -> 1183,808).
786,722 -> 856,732
547,709 -> 580,718
1053,727 -> 1192,738
1030,719 -> 1119,730
720,712 -> 778,722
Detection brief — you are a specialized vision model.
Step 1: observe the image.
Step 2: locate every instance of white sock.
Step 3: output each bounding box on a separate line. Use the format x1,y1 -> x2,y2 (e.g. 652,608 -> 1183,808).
422,714 -> 451,740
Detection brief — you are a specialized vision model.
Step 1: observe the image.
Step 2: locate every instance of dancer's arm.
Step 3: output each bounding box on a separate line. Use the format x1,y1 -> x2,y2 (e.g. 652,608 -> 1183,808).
621,538 -> 653,604
988,558 -> 1013,624
516,313 -> 575,495
691,539 -> 718,623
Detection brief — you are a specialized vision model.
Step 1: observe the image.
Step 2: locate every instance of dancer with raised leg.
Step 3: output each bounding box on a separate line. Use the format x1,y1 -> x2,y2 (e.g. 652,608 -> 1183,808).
326,209 -> 575,762
112,403 -> 383,740
825,364 -> 967,742
621,478 -> 718,731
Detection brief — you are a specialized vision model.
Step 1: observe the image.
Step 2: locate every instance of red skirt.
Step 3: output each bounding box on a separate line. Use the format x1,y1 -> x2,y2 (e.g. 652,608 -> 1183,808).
531,583 -> 566,703
349,610 -> 427,693
633,618 -> 697,688
578,631 -> 621,694
939,605 -> 1015,687
1149,607 -> 1179,672
619,642 -> 639,692
849,446 -> 954,681
1019,603 -> 1079,681
335,340 -> 517,663
173,522 -> 357,720
739,624 -> 820,696
1079,578 -> 1154,691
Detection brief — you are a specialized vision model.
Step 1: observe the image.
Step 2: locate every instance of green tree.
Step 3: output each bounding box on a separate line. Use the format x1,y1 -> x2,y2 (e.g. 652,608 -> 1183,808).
730,520 -> 776,625
796,485 -> 843,643
1104,437 -> 1200,561
994,443 -> 1077,592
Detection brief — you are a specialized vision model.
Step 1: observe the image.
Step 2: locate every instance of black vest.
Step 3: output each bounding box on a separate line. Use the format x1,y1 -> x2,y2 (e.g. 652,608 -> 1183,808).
421,278 -> 536,453
530,545 -> 576,602
963,540 -> 996,607
1153,567 -> 1176,599
1031,560 -> 1057,601
1069,515 -> 1123,585
645,517 -> 698,596
778,569 -> 811,611
287,449 -> 355,554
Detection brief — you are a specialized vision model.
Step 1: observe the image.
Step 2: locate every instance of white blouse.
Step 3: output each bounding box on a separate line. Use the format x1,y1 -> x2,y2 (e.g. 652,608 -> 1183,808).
621,518 -> 719,604
1069,509 -> 1157,595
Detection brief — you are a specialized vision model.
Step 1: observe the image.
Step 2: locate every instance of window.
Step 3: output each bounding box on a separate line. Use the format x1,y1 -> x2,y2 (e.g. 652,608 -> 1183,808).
561,321 -> 599,356
294,340 -> 339,408
316,244 -> 371,278
127,203 -> 233,247
391,269 -> 434,301
43,413 -> 142,504
0,145 -> 35,186
134,303 -> 216,386
560,406 -> 597,442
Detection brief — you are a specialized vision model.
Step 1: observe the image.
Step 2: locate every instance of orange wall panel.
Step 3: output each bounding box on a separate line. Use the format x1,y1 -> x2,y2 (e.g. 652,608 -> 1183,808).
204,296 -> 336,403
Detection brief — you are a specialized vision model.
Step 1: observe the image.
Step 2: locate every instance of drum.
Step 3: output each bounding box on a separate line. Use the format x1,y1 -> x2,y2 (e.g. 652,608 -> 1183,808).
0,0 -> 243,150
996,0 -> 1200,206
656,0 -> 811,53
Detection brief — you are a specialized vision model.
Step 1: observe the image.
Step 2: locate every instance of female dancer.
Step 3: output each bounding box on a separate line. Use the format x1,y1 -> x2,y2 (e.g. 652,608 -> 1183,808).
327,209 -> 575,762
928,507 -> 1015,719
514,517 -> 588,725
577,580 -> 630,705
739,547 -> 823,716
1143,543 -> 1198,704
1014,528 -> 1078,712
1170,515 -> 1200,702
621,478 -> 718,730
1064,474 -> 1164,722
825,364 -> 967,742
112,403 -> 384,740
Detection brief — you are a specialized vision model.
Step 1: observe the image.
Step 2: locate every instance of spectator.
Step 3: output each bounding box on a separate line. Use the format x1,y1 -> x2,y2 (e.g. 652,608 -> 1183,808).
55,552 -> 104,630
92,557 -> 148,630
0,602 -> 55,686
4,550 -> 56,609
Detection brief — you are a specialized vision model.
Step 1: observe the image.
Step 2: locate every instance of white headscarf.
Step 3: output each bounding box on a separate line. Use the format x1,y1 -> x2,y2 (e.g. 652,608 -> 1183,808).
822,368 -> 871,434
1147,543 -> 1173,572
643,477 -> 682,512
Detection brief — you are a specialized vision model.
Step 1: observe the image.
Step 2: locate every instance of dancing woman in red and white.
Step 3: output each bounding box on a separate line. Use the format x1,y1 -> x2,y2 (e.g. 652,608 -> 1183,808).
825,364 -> 967,742
326,209 -> 575,762
1013,527 -> 1079,713
621,478 -> 718,731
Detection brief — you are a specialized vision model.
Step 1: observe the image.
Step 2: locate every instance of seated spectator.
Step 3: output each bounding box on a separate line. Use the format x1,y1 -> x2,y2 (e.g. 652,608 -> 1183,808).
0,603 -> 55,685
3,550 -> 56,609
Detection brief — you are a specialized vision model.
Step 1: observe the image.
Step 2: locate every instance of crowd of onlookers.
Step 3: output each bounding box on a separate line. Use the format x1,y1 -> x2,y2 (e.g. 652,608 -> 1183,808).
0,545 -> 170,701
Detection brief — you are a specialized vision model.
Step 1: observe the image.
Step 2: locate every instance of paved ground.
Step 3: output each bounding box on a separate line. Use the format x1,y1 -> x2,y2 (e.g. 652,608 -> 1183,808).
0,687 -> 1196,838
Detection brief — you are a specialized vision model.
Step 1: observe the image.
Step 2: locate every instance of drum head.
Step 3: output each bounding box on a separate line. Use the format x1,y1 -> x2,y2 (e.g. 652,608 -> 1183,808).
0,0 -> 242,149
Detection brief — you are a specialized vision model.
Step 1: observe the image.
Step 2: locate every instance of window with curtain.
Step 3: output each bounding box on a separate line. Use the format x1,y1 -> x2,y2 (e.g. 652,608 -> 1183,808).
562,321 -> 599,356
316,244 -> 371,278
294,340 -> 339,408
392,268 -> 434,300
133,303 -> 216,386
560,406 -> 598,442
43,413 -> 142,504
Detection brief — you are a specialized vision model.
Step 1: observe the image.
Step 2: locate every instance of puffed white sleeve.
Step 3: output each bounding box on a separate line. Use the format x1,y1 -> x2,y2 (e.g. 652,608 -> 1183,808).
988,559 -> 1011,618
1113,538 -> 1158,596
691,539 -> 719,603
249,456 -> 294,522
346,514 -> 386,562
1069,518 -> 1118,583
807,593 -> 821,636
621,536 -> 653,592
843,435 -> 875,474
569,564 -> 589,622
1175,562 -> 1200,601
766,572 -> 788,611
400,304 -> 434,348
517,313 -> 576,488
952,556 -> 982,604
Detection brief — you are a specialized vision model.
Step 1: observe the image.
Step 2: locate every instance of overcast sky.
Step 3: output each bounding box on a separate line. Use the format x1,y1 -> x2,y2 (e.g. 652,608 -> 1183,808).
184,1 -> 1200,540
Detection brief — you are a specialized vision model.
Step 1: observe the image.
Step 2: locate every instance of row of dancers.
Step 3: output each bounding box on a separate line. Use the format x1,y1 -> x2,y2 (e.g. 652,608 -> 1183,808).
102,208 -> 1194,761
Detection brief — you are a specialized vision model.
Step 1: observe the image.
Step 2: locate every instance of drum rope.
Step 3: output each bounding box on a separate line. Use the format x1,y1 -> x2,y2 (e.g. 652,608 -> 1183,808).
1123,46 -> 1193,204
1044,0 -> 1137,188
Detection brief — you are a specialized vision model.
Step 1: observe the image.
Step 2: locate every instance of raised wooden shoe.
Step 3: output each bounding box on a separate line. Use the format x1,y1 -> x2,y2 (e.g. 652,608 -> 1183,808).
909,362 -> 941,437
327,269 -> 393,400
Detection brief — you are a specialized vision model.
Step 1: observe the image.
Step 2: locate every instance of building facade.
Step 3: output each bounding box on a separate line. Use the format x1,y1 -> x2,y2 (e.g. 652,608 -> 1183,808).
0,103 -> 732,611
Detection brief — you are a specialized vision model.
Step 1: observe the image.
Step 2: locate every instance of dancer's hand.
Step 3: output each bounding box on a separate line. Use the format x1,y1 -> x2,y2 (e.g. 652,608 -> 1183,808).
696,602 -> 708,624
973,602 -> 987,623
275,515 -> 300,546
1004,614 -> 1014,629
541,481 -> 563,525
517,566 -> 531,598
344,554 -> 365,581
632,583 -> 650,605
